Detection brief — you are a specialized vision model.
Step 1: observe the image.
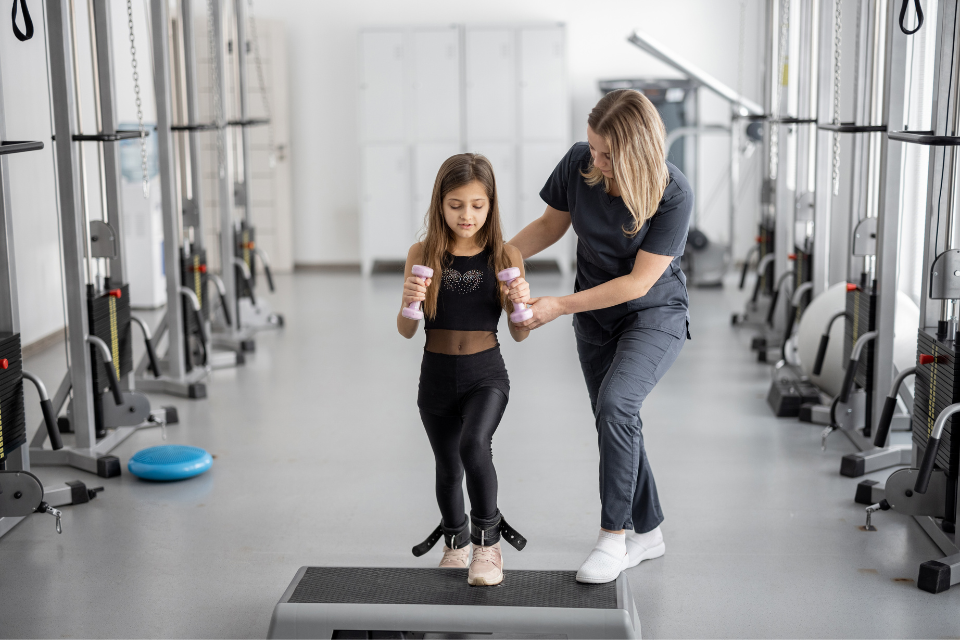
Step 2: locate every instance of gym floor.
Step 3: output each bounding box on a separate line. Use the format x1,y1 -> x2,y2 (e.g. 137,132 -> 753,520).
0,271 -> 955,639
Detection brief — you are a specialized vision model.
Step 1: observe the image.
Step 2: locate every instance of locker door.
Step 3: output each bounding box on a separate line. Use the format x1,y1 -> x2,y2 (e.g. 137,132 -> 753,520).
465,29 -> 515,143
520,142 -> 570,269
468,142 -> 517,238
359,31 -> 405,143
412,142 -> 461,234
519,27 -> 567,142
361,144 -> 411,270
411,28 -> 461,144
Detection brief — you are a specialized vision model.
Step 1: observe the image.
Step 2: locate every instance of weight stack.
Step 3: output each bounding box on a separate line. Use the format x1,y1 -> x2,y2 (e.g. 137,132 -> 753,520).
844,283 -> 877,431
0,333 -> 25,463
758,222 -> 775,296
235,221 -> 256,300
181,249 -> 209,371
88,284 -> 133,437
912,329 -> 960,533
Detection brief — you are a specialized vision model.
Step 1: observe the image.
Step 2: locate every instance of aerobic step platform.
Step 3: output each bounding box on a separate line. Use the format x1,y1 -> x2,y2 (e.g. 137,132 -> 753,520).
268,567 -> 641,639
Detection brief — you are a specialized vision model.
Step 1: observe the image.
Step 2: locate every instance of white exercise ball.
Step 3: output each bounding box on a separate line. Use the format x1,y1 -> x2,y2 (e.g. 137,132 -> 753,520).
796,284 -> 920,397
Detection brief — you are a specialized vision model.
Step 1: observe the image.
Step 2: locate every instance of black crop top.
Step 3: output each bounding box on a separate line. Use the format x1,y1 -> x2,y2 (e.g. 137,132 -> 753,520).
423,250 -> 502,333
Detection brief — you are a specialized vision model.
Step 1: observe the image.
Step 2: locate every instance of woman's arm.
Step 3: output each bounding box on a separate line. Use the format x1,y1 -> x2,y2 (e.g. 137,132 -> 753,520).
518,248 -> 675,331
397,242 -> 431,339
504,244 -> 530,343
508,206 -> 571,259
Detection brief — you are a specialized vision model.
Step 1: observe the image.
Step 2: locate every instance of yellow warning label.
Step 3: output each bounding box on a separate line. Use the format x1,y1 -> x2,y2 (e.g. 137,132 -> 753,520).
194,255 -> 202,308
109,297 -> 120,378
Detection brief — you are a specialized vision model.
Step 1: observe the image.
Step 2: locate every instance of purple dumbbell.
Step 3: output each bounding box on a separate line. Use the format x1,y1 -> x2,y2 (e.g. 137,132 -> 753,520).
497,267 -> 533,323
402,265 -> 434,320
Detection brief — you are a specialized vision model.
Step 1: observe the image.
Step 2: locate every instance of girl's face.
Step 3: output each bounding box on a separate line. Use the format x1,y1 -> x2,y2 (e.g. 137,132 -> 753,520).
587,125 -> 614,179
443,180 -> 490,241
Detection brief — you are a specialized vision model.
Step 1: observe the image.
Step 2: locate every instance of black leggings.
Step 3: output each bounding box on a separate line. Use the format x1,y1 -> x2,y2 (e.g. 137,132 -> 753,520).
418,346 -> 510,530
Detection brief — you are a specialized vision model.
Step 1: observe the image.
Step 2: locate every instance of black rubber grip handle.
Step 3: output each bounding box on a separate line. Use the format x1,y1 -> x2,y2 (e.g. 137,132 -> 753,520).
750,266 -> 763,303
839,358 -> 858,403
766,287 -> 781,325
41,399 -> 63,451
813,334 -> 830,376
194,306 -> 209,366
739,258 -> 751,290
873,396 -> 898,447
915,438 -> 940,493
105,361 -> 124,405
144,336 -> 161,378
218,287 -> 232,326
783,305 -> 797,341
236,264 -> 256,303
263,263 -> 275,292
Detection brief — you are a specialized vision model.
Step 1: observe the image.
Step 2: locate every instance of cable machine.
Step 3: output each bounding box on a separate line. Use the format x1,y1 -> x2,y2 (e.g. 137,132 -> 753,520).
860,0 -> 960,594
0,20 -> 100,537
30,0 -> 175,478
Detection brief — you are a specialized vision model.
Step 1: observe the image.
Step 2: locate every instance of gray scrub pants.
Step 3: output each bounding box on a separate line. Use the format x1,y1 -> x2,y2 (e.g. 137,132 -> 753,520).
576,326 -> 685,533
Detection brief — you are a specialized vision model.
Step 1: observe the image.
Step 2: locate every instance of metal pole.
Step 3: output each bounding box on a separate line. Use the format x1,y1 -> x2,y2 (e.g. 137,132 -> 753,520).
872,0 -> 909,435
812,0 -> 835,296
234,0 -> 252,226
45,0 -> 97,448
180,0 -> 206,246
150,0 -> 187,382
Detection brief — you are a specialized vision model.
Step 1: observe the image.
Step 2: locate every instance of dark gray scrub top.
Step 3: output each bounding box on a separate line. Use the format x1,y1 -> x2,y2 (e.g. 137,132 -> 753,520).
540,142 -> 692,346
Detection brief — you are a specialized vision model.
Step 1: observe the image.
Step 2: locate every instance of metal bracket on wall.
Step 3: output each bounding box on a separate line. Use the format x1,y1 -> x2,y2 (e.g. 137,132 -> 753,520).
89,220 -> 118,259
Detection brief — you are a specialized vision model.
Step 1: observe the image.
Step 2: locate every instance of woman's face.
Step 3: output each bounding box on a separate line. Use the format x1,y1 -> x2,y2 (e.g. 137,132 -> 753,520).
443,180 -> 490,241
587,125 -> 614,179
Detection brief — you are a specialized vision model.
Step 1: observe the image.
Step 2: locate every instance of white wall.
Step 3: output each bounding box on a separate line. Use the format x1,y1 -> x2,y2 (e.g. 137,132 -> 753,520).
248,0 -> 767,266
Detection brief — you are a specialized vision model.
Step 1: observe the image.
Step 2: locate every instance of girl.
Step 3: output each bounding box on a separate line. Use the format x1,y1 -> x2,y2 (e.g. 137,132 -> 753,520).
397,153 -> 529,586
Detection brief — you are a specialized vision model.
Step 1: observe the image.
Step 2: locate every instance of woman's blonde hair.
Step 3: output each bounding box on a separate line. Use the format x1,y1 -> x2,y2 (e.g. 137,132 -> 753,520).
583,89 -> 669,237
419,153 -> 510,319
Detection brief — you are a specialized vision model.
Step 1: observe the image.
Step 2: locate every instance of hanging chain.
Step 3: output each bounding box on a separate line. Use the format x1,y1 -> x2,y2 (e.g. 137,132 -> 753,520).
126,0 -> 149,198
771,0 -> 790,182
831,0 -> 842,196
206,0 -> 226,179
247,0 -> 275,168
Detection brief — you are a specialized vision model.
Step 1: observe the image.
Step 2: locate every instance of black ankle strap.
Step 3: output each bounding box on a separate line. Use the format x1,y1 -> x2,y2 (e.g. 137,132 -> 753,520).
412,517 -> 469,557
470,513 -> 527,551
500,517 -> 527,551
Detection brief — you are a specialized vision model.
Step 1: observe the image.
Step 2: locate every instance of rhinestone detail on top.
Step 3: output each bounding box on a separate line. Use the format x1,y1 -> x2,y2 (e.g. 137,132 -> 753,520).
442,269 -> 483,294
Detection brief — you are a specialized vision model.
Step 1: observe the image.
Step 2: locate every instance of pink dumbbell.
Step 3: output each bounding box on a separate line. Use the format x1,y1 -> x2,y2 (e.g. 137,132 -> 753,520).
402,265 -> 434,320
497,267 -> 533,323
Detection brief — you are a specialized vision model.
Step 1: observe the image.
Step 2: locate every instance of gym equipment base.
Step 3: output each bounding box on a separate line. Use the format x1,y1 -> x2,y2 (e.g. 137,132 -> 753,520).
136,364 -> 208,398
268,567 -> 641,639
0,473 -> 100,537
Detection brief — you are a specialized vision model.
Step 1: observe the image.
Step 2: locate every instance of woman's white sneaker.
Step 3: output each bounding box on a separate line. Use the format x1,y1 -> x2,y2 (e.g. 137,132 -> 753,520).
625,526 -> 665,568
576,530 -> 629,584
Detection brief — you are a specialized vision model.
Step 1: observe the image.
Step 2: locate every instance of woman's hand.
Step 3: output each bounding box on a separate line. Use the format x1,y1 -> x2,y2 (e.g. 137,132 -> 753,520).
402,276 -> 432,309
502,277 -> 530,307
516,296 -> 566,330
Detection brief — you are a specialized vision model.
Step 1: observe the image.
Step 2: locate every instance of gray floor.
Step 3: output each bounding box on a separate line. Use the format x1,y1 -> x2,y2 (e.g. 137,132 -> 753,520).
0,271 -> 957,639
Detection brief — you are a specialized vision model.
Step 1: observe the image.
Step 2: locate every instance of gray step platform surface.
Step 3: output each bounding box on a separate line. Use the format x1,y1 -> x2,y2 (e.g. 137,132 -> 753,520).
268,567 -> 640,639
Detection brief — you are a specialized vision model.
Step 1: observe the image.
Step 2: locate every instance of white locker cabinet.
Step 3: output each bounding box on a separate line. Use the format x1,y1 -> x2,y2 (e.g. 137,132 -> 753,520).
520,28 -> 567,142
467,142 -> 518,237
411,28 -> 461,143
521,141 -> 570,272
465,29 -> 516,141
359,31 -> 405,143
412,142 -> 461,233
361,144 -> 411,274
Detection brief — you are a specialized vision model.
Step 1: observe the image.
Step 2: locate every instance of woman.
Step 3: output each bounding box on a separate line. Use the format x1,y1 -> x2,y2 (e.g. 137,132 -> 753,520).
507,89 -> 691,584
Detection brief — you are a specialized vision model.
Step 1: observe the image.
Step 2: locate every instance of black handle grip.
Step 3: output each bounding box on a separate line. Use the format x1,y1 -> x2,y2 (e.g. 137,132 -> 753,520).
41,399 -> 63,451
784,305 -> 797,340
218,287 -> 233,326
144,336 -> 161,378
105,361 -> 124,405
750,265 -> 763,303
236,264 -> 256,303
873,396 -> 898,447
739,258 -> 751,290
813,334 -> 830,376
263,263 -> 275,292
766,287 -> 781,325
839,358 -> 858,403
915,438 -> 940,493
194,306 -> 209,366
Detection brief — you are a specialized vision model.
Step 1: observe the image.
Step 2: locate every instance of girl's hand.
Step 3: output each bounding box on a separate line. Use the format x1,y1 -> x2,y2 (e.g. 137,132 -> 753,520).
402,276 -> 432,309
502,277 -> 530,307
516,296 -> 565,330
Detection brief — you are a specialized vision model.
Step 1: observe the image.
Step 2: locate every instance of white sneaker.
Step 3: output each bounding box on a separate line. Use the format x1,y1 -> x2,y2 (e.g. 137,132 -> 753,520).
576,531 -> 629,584
625,526 -> 665,568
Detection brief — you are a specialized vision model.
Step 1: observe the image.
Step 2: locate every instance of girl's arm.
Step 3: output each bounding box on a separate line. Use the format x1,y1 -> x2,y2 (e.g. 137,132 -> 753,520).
397,243 -> 432,339
507,206 -> 571,259
517,248 -> 675,331
504,244 -> 530,343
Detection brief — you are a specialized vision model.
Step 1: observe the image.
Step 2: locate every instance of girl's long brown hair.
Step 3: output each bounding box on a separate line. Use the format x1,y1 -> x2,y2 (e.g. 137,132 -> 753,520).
583,89 -> 669,237
419,153 -> 510,320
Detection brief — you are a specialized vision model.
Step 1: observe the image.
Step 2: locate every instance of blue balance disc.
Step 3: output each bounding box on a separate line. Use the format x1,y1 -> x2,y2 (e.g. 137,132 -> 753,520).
128,445 -> 213,481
